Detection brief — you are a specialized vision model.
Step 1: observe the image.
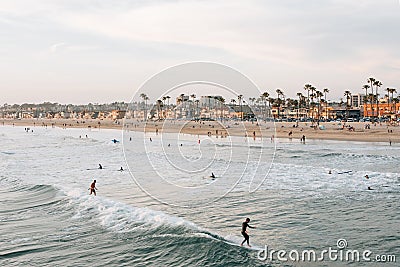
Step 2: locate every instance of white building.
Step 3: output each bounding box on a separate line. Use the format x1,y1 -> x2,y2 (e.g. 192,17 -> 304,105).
200,95 -> 224,108
351,94 -> 364,108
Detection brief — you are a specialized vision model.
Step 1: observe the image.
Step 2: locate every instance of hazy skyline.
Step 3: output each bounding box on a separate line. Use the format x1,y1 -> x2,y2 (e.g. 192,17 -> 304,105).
1,0 -> 399,104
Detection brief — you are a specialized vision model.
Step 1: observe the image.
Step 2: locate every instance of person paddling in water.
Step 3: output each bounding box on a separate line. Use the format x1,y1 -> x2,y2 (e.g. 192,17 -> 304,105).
89,180 -> 97,196
365,175 -> 372,190
241,218 -> 256,247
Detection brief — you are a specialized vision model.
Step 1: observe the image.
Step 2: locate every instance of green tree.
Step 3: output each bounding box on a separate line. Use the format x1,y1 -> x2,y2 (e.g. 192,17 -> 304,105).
304,84 -> 312,117
344,90 -> 351,120
140,93 -> 149,120
238,94 -> 243,120
323,88 -> 330,120
374,80 -> 382,118
276,89 -> 284,119
367,78 -> 376,120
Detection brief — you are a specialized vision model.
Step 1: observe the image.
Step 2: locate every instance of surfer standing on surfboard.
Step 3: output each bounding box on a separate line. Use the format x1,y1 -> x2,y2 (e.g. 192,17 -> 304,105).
241,218 -> 256,247
89,180 -> 97,196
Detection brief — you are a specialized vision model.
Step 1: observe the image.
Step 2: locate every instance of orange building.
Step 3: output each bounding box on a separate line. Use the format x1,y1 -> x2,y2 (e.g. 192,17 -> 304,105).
363,103 -> 400,117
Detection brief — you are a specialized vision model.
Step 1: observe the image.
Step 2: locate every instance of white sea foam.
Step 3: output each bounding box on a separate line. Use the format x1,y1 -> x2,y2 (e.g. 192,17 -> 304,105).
64,188 -> 200,233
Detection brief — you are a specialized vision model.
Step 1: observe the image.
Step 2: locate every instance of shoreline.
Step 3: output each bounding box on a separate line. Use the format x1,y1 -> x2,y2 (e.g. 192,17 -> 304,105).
1,118 -> 398,143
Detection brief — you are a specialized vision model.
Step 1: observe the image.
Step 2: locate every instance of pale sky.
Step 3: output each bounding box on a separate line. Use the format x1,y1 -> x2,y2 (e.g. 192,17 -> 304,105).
0,0 -> 399,104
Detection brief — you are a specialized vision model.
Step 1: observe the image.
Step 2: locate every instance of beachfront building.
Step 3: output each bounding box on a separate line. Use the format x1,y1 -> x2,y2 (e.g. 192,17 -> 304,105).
363,102 -> 400,118
331,109 -> 361,120
19,111 -> 34,119
227,104 -> 255,120
200,96 -> 224,109
133,110 -> 146,120
110,110 -> 127,120
351,94 -> 364,108
176,95 -> 189,105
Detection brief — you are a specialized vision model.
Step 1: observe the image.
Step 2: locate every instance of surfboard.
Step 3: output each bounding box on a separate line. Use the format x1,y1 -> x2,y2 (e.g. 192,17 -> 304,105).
223,240 -> 264,251
201,231 -> 263,251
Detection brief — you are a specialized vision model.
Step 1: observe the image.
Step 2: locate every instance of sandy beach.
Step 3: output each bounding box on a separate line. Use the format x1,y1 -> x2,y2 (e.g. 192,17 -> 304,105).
2,118 -> 398,143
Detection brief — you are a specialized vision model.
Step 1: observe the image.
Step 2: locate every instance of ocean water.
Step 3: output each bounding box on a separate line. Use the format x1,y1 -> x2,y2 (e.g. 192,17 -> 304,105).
0,125 -> 399,266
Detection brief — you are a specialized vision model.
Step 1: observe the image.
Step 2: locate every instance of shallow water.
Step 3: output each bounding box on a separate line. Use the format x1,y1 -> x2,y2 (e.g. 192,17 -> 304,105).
0,125 -> 399,266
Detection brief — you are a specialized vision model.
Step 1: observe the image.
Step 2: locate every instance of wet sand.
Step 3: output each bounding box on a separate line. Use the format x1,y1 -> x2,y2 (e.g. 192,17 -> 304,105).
1,118 -> 398,143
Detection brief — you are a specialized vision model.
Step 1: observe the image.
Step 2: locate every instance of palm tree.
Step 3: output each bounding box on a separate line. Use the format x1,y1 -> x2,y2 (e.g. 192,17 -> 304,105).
238,94 -> 243,120
164,95 -> 171,117
344,90 -> 351,120
176,94 -> 184,119
259,94 -> 266,119
374,80 -> 382,118
367,93 -> 374,117
392,97 -> 399,117
276,89 -> 284,119
140,93 -> 148,120
323,88 -> 330,120
161,96 -> 167,118
263,92 -> 270,118
316,90 -> 323,122
362,85 -> 370,101
260,92 -> 270,120
367,77 -> 376,120
391,88 -> 397,114
310,86 -> 317,122
386,88 -> 391,114
213,96 -> 220,119
190,94 -> 196,118
219,97 -> 226,120
156,99 -> 163,119
362,85 -> 370,118
387,88 -> 397,114
362,94 -> 369,117
304,84 -> 312,117
267,97 -> 275,117
296,92 -> 303,119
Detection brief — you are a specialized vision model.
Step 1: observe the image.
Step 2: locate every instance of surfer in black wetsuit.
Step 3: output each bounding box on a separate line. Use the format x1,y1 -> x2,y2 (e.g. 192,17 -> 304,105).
89,180 -> 97,196
241,218 -> 256,247
365,175 -> 372,190
211,172 -> 216,178
98,164 -> 103,169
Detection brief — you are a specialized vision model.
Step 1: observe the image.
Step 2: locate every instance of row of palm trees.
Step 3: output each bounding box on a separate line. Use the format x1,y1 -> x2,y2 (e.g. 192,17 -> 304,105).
140,93 -> 229,120
250,85 -> 330,120
138,87 -> 330,121
138,78 -> 398,121
362,77 -> 398,120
